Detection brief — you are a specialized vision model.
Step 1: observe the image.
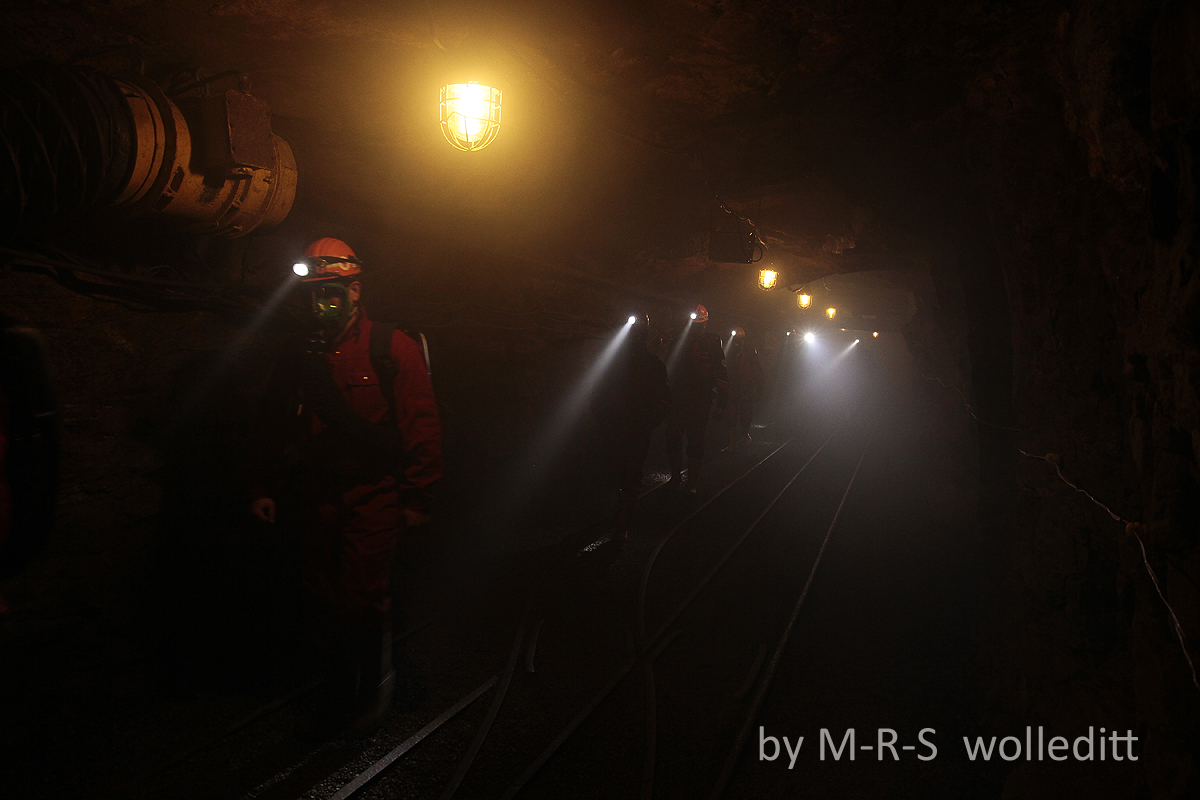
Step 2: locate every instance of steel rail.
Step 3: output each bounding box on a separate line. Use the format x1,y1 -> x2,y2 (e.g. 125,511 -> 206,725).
327,674 -> 501,800
500,427 -> 843,799
123,618 -> 440,800
708,433 -> 873,799
639,427 -> 843,799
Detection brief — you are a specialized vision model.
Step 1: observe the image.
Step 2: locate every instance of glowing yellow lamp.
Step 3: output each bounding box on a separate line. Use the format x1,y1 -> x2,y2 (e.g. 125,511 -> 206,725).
826,307 -> 836,319
440,81 -> 502,151
758,269 -> 778,291
872,331 -> 879,338
797,292 -> 812,309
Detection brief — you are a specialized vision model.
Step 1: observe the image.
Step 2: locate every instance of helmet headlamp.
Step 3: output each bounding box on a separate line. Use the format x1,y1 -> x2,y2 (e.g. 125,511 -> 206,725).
296,255 -> 364,282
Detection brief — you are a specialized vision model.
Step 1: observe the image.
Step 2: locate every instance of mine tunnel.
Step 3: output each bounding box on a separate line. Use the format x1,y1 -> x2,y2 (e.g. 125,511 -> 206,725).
0,2 -> 1196,799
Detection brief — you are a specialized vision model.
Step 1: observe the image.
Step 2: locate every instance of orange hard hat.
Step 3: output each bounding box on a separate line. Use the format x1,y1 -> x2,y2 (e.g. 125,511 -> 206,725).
294,237 -> 364,282
304,237 -> 357,260
691,304 -> 709,323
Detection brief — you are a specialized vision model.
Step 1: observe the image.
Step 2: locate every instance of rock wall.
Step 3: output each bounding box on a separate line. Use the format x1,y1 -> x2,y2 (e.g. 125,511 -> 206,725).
956,2 -> 1199,796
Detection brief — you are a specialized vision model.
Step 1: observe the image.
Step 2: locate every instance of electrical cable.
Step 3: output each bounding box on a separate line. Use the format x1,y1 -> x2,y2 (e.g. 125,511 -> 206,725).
1,247 -> 312,329
0,246 -> 256,293
921,374 -> 1022,432
925,374 -> 1199,693
166,70 -> 247,98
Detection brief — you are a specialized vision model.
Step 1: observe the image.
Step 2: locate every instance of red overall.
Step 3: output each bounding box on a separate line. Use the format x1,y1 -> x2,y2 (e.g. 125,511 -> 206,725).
295,315 -> 442,622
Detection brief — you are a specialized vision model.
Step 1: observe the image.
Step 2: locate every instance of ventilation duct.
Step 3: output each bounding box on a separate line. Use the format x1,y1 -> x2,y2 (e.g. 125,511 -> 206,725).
1,62 -> 296,244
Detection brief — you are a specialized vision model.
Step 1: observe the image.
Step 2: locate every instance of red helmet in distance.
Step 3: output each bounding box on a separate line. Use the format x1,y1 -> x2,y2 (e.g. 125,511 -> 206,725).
691,304 -> 709,323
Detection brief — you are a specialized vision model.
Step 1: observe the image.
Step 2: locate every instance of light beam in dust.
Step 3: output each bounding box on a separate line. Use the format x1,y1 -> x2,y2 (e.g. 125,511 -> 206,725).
170,276 -> 300,426
666,318 -> 694,375
516,317 -> 636,475
826,341 -> 857,366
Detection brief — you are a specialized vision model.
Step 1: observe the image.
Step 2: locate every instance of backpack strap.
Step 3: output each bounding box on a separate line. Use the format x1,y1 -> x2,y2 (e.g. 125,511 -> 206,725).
369,321 -> 399,422
369,322 -> 433,423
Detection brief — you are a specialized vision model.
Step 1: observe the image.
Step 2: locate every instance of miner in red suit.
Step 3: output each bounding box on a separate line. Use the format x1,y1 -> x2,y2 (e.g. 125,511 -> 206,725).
665,304 -> 729,493
250,237 -> 442,738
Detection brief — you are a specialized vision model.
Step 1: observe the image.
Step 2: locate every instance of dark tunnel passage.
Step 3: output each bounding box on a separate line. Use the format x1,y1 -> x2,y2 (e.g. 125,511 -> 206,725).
1,2 -> 1198,799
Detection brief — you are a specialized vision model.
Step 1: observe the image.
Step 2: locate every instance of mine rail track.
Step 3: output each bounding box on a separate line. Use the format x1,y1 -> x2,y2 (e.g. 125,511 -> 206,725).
272,430 -> 813,799
136,452 -> 691,796
283,419 -> 870,800
138,416 -> 868,800
501,422 -> 873,800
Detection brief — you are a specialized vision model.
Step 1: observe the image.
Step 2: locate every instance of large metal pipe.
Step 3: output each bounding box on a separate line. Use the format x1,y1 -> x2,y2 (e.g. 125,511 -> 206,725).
1,62 -> 296,243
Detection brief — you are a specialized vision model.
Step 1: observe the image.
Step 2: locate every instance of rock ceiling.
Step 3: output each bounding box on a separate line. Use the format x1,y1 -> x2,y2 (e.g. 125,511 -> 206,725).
3,0 -> 1045,327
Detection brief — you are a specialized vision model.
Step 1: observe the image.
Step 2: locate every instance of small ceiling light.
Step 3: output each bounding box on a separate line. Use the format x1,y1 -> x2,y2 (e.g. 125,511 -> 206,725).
803,332 -> 815,343
786,331 -> 792,336
826,307 -> 836,319
872,331 -> 879,338
440,81 -> 502,151
292,262 -> 309,277
798,292 -> 812,309
758,268 -> 779,291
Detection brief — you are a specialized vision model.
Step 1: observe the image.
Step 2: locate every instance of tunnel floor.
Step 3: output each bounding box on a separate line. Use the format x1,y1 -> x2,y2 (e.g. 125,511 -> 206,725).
1,348 -> 1007,799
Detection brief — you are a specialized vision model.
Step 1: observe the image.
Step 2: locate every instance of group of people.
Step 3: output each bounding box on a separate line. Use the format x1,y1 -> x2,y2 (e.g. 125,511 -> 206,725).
591,303 -> 764,536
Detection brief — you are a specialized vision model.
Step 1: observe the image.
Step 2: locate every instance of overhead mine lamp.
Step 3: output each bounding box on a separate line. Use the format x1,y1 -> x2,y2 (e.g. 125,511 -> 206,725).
826,307 -> 837,320
758,268 -> 779,291
439,81 -> 502,151
798,292 -> 812,309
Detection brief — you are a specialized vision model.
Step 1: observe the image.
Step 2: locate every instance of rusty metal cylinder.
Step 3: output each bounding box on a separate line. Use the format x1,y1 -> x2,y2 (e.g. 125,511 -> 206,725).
0,63 -> 296,242
113,73 -> 297,237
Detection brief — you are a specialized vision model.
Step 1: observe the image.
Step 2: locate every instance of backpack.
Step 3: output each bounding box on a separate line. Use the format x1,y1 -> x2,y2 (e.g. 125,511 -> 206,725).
368,322 -> 430,423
